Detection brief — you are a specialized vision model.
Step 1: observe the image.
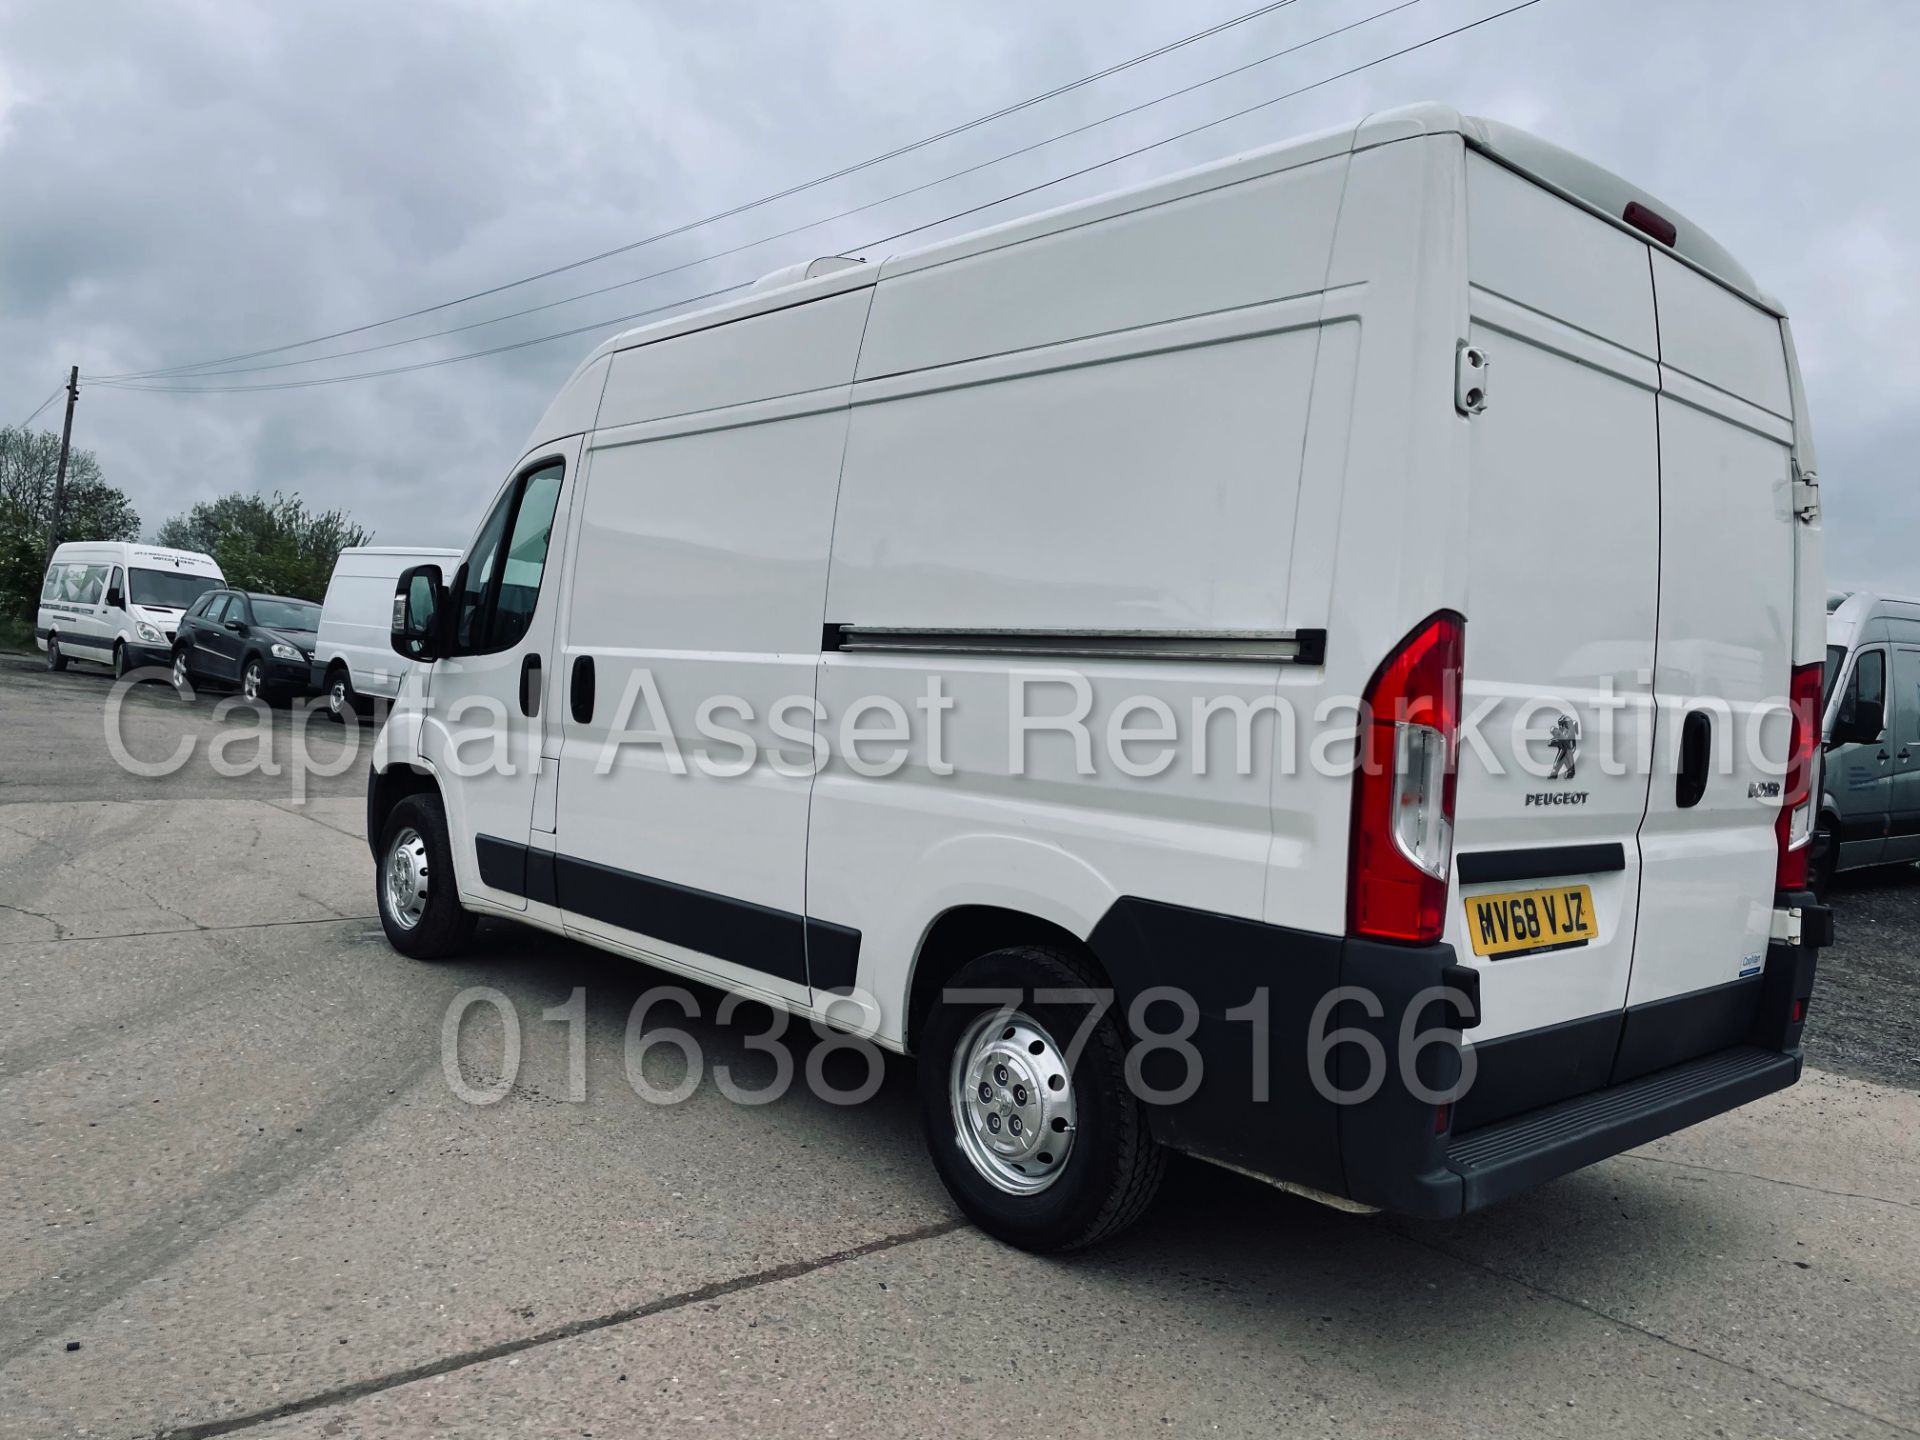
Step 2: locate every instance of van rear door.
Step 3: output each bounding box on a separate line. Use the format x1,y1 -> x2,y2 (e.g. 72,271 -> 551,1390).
1445,156 -> 1662,1119
1625,255 -> 1799,1049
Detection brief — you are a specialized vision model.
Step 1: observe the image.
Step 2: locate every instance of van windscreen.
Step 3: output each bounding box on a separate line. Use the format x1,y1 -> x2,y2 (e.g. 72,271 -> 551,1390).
129,568 -> 219,611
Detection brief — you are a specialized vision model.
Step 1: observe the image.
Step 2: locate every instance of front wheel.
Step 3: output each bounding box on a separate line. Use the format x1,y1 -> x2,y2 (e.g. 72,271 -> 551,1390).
918,946 -> 1166,1252
113,641 -> 130,680
171,647 -> 193,697
376,792 -> 477,959
241,657 -> 267,704
325,667 -> 358,723
46,633 -> 67,671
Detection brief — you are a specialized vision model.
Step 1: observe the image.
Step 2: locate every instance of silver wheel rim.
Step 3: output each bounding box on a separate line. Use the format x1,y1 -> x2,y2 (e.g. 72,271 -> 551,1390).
243,664 -> 261,701
329,679 -> 347,715
950,1009 -> 1077,1195
172,654 -> 188,690
384,827 -> 430,931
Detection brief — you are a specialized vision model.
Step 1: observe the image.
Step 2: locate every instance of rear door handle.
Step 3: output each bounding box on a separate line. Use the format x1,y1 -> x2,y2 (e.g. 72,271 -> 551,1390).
519,654 -> 541,717
570,654 -> 596,724
1676,708 -> 1712,809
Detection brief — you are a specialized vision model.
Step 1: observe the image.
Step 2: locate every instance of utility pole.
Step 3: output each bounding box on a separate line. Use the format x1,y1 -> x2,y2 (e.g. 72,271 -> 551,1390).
42,365 -> 79,573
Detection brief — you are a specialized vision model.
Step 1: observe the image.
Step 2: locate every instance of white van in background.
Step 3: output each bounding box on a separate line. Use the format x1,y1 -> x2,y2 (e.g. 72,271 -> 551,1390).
38,541 -> 224,678
368,104 -> 1832,1250
314,546 -> 463,720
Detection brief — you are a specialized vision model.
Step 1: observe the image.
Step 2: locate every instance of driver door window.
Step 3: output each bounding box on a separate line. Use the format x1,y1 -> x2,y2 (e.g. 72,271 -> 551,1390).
453,460 -> 565,656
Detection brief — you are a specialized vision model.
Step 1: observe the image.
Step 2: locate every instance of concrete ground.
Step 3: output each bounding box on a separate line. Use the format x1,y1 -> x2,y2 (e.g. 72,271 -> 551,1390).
1,652 -> 1916,1440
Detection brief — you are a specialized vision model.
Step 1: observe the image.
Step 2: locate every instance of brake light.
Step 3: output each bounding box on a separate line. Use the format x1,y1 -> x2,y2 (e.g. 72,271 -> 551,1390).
1623,201 -> 1678,247
1349,612 -> 1465,944
1775,662 -> 1823,892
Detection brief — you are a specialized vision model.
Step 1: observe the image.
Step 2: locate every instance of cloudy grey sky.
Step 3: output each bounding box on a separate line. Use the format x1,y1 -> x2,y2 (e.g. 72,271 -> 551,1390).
2,0 -> 1915,592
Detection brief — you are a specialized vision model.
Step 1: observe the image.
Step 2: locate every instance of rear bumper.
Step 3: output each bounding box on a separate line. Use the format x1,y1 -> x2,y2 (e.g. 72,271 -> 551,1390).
1432,1045 -> 1798,1214
1087,895 -> 1827,1220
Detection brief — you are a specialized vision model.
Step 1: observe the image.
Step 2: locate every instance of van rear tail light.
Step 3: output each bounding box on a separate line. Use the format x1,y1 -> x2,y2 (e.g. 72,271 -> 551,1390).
1775,662 -> 1823,893
1349,612 -> 1465,945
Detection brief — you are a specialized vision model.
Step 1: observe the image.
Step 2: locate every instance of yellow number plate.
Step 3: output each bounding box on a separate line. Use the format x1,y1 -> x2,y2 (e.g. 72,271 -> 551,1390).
1466,884 -> 1597,959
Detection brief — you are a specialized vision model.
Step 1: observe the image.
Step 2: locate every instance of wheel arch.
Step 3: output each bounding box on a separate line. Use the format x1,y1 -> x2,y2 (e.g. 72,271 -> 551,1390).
904,904 -> 1109,1056
366,762 -> 440,861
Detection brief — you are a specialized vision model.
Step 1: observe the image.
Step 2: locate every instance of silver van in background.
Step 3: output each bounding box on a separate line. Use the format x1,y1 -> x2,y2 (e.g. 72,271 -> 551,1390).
1816,590 -> 1920,892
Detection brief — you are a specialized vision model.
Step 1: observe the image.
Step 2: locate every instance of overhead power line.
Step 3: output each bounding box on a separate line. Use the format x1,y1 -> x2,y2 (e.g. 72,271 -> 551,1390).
99,0 -> 1312,382
16,388 -> 62,429
91,0 -> 1544,396
104,0 -> 1424,383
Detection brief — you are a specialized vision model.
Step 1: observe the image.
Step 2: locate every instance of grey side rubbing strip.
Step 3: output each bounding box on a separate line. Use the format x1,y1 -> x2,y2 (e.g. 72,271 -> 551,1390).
824,625 -> 1326,666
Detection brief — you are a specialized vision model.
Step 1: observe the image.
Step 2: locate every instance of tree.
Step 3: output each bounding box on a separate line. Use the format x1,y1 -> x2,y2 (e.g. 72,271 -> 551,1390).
153,491 -> 372,601
0,423 -> 141,623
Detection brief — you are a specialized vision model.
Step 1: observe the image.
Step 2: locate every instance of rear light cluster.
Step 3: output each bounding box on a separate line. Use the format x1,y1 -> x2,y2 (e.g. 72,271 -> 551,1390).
1775,661 -> 1824,892
1348,612 -> 1465,945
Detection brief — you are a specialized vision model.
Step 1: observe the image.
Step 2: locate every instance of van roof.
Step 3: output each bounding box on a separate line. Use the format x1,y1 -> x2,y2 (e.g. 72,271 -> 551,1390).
579,102 -> 1780,373
52,541 -> 220,569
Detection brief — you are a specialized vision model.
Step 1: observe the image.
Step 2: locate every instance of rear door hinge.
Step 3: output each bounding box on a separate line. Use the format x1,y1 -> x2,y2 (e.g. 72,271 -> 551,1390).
1455,342 -> 1490,416
1770,906 -> 1803,945
1792,465 -> 1820,523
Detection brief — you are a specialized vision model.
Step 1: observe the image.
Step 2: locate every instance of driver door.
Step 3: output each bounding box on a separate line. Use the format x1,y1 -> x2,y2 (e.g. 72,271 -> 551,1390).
418,442 -> 578,913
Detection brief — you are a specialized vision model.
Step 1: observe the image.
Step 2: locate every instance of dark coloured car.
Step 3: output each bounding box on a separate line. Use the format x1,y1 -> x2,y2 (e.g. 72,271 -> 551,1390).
170,590 -> 323,704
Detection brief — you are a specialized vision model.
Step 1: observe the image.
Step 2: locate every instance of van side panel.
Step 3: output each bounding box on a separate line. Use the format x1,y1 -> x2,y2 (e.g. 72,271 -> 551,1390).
854,153 -> 1347,380
550,291 -> 872,1006
811,154 -> 1355,1050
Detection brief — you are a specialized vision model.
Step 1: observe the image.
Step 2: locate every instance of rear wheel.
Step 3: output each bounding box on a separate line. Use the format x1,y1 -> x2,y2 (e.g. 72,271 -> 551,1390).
376,792 -> 476,959
46,633 -> 67,672
918,945 -> 1165,1252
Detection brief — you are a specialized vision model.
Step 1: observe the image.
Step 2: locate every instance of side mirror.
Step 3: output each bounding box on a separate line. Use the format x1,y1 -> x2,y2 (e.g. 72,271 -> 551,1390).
224,618 -> 246,634
106,587 -> 124,609
391,564 -> 446,662
1828,695 -> 1884,749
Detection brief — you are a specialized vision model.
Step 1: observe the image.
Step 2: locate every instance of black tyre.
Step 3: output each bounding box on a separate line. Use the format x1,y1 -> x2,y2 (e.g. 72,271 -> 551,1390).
324,665 -> 359,723
918,945 -> 1165,1252
113,640 -> 129,680
376,792 -> 477,960
46,633 -> 68,671
240,656 -> 269,705
170,646 -> 194,697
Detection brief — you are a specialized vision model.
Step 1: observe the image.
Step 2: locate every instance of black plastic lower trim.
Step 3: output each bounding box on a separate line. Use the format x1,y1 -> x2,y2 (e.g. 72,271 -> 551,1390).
1612,977 -> 1761,1085
472,834 -> 860,992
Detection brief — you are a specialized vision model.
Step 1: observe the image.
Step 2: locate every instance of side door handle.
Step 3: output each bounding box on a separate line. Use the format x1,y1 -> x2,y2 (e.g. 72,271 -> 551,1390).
570,654 -> 595,724
519,654 -> 541,717
1900,748 -> 1913,762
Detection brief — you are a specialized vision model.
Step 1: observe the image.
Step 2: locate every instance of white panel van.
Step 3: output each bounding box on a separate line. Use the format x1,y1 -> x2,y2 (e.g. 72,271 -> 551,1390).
314,546 -> 464,720
367,105 -> 1833,1251
38,541 -> 224,678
